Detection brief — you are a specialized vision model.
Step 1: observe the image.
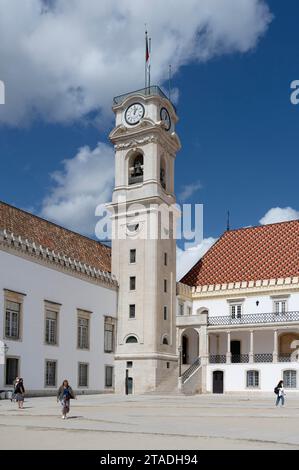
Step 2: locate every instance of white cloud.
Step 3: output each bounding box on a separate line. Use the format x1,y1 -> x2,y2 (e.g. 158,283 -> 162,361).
40,142 -> 114,235
259,207 -> 299,225
0,0 -> 272,126
177,237 -> 217,280
178,180 -> 202,202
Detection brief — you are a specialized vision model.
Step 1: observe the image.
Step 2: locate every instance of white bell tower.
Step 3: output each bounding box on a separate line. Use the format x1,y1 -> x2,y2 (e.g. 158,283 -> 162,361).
108,86 -> 181,394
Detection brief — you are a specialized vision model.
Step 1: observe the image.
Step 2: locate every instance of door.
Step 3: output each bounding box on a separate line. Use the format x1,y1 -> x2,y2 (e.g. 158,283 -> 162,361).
213,370 -> 224,394
182,335 -> 188,364
231,340 -> 241,363
5,358 -> 19,386
127,377 -> 133,394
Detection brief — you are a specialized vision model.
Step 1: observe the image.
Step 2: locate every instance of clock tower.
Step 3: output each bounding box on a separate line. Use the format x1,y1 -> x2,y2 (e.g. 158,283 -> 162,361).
108,86 -> 181,394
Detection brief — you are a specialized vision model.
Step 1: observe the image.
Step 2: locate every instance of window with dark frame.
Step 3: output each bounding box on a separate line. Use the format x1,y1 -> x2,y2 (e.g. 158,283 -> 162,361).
164,253 -> 167,266
104,320 -> 114,353
129,304 -> 136,319
230,304 -> 242,319
77,316 -> 89,349
78,363 -> 88,387
130,276 -> 136,290
105,366 -> 113,387
164,279 -> 167,293
246,370 -> 259,388
130,249 -> 136,263
283,370 -> 297,388
5,301 -> 20,340
45,360 -> 57,387
45,310 -> 58,345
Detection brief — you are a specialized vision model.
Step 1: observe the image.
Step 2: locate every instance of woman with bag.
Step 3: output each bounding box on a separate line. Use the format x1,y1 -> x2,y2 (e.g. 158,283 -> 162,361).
275,380 -> 286,407
14,378 -> 25,409
57,379 -> 75,419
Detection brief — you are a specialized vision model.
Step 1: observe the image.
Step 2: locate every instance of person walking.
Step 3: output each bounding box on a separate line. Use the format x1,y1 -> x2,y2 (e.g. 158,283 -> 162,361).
275,380 -> 286,407
11,377 -> 19,402
57,379 -> 75,419
14,378 -> 25,409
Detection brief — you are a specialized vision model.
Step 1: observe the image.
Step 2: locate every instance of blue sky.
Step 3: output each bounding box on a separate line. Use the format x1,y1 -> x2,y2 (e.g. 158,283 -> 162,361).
0,0 -> 298,276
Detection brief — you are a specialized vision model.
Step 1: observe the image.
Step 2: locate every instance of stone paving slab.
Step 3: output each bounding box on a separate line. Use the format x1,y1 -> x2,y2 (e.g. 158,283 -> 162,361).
0,394 -> 298,450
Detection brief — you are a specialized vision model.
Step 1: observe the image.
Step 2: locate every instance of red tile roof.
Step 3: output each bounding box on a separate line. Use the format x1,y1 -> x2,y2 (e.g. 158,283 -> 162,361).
0,201 -> 112,273
181,220 -> 299,286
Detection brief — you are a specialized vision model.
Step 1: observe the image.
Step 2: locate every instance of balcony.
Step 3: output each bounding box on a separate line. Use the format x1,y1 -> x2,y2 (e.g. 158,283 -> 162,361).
113,85 -> 175,109
208,311 -> 299,327
209,353 -> 294,364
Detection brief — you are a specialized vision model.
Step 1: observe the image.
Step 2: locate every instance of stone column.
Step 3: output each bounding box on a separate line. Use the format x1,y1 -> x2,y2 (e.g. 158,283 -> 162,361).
226,331 -> 231,364
273,329 -> 278,363
249,330 -> 254,364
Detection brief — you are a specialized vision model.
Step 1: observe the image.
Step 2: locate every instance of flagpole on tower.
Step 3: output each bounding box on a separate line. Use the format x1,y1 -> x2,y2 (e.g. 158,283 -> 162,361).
148,37 -> 151,89
144,26 -> 148,89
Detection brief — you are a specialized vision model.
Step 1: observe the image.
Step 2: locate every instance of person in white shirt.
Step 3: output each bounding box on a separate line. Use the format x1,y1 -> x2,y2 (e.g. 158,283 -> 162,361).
275,380 -> 286,406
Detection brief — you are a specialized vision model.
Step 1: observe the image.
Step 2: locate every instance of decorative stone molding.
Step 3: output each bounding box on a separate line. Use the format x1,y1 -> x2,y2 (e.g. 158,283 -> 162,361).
0,229 -> 118,288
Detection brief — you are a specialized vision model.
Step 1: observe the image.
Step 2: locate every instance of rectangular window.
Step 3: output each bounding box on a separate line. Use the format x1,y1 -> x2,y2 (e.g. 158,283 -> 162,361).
164,253 -> 167,266
129,304 -> 136,319
283,370 -> 297,388
126,361 -> 133,368
77,317 -> 89,349
105,366 -> 113,387
274,300 -> 287,314
45,310 -> 58,345
78,363 -> 89,387
246,370 -> 259,388
179,303 -> 184,316
187,306 -> 192,316
104,320 -> 114,353
5,301 -> 20,340
130,249 -> 136,263
163,306 -> 167,320
231,304 -> 242,319
130,276 -> 136,290
5,357 -> 19,386
164,279 -> 167,293
45,360 -> 57,387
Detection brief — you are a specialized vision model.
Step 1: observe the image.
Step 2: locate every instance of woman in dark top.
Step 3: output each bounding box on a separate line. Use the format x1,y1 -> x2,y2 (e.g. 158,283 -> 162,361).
14,378 -> 25,409
57,379 -> 75,419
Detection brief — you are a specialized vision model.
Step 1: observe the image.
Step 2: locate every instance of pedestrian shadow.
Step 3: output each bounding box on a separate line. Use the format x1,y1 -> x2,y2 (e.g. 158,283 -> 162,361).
66,415 -> 82,419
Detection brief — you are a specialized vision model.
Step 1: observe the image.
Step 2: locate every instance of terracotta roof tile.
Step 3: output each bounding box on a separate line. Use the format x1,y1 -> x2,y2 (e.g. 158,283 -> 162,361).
0,201 -> 111,273
181,220 -> 299,286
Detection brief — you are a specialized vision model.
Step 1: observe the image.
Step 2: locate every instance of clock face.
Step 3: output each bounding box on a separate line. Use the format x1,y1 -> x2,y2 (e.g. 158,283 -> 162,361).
125,103 -> 145,125
160,107 -> 171,131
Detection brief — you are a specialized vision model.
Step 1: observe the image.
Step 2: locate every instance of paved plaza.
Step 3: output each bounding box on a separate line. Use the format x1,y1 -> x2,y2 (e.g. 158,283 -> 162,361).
0,393 -> 299,450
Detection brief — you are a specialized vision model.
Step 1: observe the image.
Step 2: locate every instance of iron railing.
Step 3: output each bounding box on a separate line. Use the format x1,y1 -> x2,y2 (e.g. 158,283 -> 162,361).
254,353 -> 273,363
208,311 -> 299,326
113,85 -> 173,107
181,356 -> 201,384
209,354 -> 226,364
278,354 -> 292,362
231,354 -> 249,363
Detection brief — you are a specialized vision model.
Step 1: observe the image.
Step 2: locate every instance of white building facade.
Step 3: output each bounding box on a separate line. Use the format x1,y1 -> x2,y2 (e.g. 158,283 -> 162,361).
177,221 -> 299,395
0,208 -> 118,395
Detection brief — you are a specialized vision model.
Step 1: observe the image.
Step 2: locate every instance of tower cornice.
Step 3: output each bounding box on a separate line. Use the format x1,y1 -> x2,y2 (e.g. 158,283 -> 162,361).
109,120 -> 181,155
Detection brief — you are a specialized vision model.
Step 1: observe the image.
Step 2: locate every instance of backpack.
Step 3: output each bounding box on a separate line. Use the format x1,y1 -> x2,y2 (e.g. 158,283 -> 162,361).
274,386 -> 279,395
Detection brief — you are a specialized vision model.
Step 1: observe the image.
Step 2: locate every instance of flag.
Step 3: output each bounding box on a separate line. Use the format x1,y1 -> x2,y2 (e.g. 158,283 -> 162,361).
145,31 -> 150,64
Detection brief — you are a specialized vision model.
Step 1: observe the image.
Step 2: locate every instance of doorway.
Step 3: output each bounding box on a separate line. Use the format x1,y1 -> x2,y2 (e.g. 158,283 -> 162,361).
125,370 -> 133,395
213,370 -> 224,393
231,340 -> 241,363
182,335 -> 188,364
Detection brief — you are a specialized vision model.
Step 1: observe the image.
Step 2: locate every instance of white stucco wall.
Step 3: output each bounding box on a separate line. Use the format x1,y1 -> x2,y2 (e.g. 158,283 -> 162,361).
207,363 -> 299,393
0,249 -> 117,393
192,292 -> 299,318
